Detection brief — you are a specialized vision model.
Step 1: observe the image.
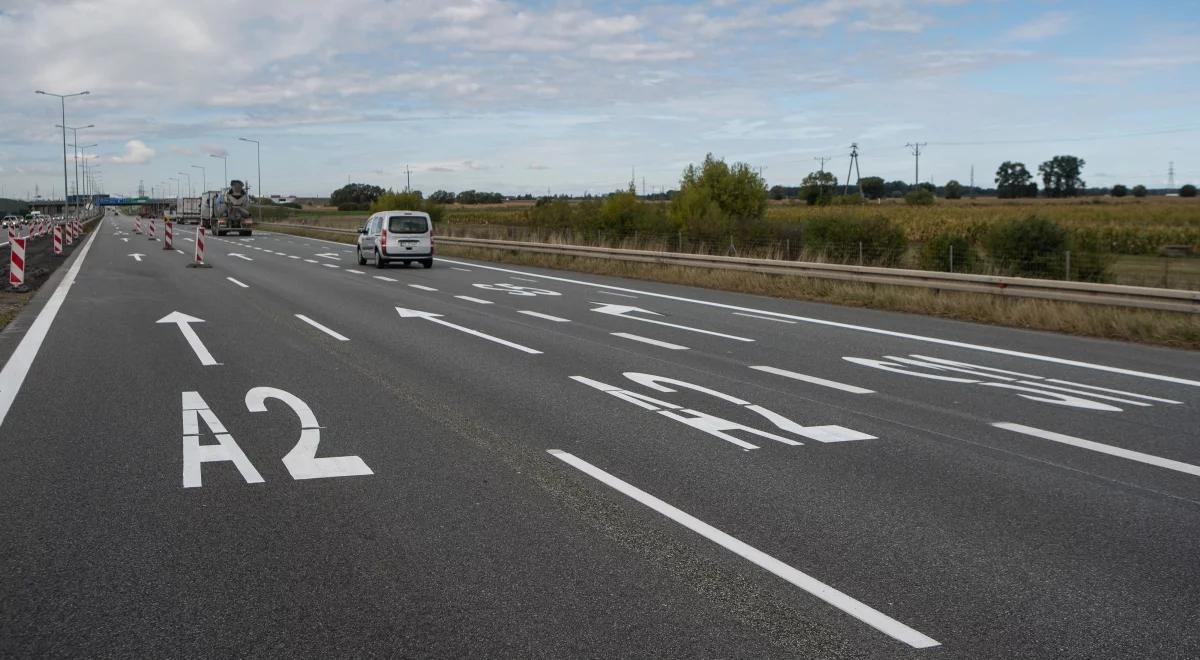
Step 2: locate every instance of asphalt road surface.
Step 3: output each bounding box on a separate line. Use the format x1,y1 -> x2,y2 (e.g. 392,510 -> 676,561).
1,210 -> 1198,658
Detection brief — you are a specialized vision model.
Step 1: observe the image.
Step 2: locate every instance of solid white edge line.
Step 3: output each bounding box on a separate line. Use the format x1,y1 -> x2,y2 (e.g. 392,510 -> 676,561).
611,332 -> 688,350
433,257 -> 1200,388
294,314 -> 350,341
454,295 -> 493,305
518,310 -> 571,323
734,312 -> 798,324
0,218 -> 104,431
751,365 -> 875,394
547,450 -> 940,648
993,422 -> 1200,478
225,277 -> 249,288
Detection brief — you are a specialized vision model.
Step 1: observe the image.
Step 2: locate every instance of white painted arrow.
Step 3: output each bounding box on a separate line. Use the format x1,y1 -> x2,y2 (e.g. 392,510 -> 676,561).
128,253 -> 145,262
120,237 -> 129,243
314,252 -> 341,261
157,311 -> 219,366
227,253 -> 254,261
589,303 -> 754,342
395,307 -> 542,354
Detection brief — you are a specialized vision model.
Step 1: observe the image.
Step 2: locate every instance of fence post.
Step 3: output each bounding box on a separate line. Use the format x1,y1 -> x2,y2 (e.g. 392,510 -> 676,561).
949,244 -> 954,273
785,238 -> 790,260
1064,250 -> 1071,281
858,241 -> 863,265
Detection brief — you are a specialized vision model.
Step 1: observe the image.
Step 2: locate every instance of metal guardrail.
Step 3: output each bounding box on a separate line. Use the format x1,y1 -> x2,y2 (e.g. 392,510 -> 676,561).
260,222 -> 1200,314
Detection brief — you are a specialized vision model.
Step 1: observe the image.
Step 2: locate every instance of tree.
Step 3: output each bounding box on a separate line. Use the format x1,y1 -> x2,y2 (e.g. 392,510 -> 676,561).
799,170 -> 837,206
984,215 -> 1068,278
1110,184 -> 1128,198
859,176 -> 885,200
944,180 -> 964,199
669,154 -> 767,242
429,190 -> 456,204
369,190 -> 444,224
1182,184 -> 1198,198
904,189 -> 935,205
995,161 -> 1037,198
884,180 -> 910,197
1132,184 -> 1147,198
1037,155 -> 1086,197
330,182 -> 385,207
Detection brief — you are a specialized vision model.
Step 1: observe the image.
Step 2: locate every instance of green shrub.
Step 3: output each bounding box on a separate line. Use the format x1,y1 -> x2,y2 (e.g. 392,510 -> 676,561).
369,191 -> 444,225
904,189 -> 935,205
831,194 -> 865,206
1181,184 -> 1197,198
918,233 -> 975,272
805,215 -> 906,266
984,215 -> 1068,278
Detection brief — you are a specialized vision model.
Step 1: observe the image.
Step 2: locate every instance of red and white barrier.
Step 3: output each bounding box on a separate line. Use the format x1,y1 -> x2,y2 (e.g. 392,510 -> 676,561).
163,221 -> 174,250
8,236 -> 25,288
194,226 -> 206,264
65,222 -> 74,246
53,225 -> 63,255
148,219 -> 157,241
134,217 -> 142,234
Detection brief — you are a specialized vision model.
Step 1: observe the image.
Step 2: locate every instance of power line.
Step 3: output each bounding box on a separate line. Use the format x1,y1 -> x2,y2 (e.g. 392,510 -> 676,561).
813,155 -> 832,172
928,125 -> 1200,147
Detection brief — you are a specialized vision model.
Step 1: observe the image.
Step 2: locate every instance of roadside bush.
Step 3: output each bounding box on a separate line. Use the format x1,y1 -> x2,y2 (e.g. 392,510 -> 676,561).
904,189 -> 936,206
1111,184 -> 1128,197
1132,185 -> 1148,198
669,154 -> 767,244
805,215 -> 906,266
1181,184 -> 1197,198
337,202 -> 369,212
983,215 -> 1068,278
1067,231 -> 1115,283
918,233 -> 975,272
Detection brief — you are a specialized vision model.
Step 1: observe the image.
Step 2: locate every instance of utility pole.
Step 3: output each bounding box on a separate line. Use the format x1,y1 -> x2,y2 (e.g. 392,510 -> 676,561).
813,156 -> 832,172
192,165 -> 206,194
906,142 -> 927,187
970,164 -> 975,197
1168,161 -> 1175,189
843,143 -> 861,196
404,164 -> 412,192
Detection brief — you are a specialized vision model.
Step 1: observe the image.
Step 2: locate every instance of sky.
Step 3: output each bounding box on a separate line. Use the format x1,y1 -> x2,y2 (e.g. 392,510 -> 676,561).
0,0 -> 1196,199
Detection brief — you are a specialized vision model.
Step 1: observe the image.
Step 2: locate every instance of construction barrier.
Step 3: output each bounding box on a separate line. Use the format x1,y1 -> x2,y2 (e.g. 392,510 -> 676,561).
187,226 -> 211,269
163,221 -> 173,250
8,236 -> 25,289
64,222 -> 73,246
53,225 -> 63,255
134,217 -> 142,234
148,219 -> 157,241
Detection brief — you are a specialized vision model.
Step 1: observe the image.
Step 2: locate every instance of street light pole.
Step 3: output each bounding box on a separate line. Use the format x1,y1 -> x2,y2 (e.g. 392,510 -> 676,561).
178,171 -> 192,197
238,137 -> 261,224
36,90 -> 89,219
58,123 -> 93,218
210,153 -> 227,188
78,143 -> 97,203
192,165 -> 206,194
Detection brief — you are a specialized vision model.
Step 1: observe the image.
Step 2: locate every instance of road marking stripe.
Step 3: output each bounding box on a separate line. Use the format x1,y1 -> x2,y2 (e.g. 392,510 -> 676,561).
547,450 -> 940,649
346,269 -> 364,274
597,290 -> 638,298
1013,380 -> 1151,407
993,423 -> 1200,477
0,219 -> 103,430
436,258 -> 1200,388
295,314 -> 350,341
322,263 -> 339,268
304,259 -> 319,263
519,310 -> 571,323
373,275 -> 397,282
734,312 -> 798,324
511,277 -> 539,282
451,267 -> 472,272
455,295 -> 493,305
175,249 -> 185,255
289,255 -> 300,259
1044,379 -> 1182,404
751,365 -> 875,394
225,277 -> 249,288
611,332 -> 688,350
409,284 -> 438,291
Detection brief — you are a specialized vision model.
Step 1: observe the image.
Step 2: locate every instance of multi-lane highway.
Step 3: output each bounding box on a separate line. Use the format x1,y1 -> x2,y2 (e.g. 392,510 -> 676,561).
1,209 -> 1198,658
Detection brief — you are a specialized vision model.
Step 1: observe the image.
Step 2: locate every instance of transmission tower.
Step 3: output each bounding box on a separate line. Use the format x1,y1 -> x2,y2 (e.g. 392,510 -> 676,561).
906,142 -> 927,186
1168,162 -> 1175,188
843,143 -> 861,196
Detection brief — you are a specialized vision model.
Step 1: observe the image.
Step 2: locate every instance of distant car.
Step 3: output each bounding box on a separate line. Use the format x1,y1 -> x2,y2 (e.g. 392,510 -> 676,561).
357,210 -> 434,268
1,216 -> 20,229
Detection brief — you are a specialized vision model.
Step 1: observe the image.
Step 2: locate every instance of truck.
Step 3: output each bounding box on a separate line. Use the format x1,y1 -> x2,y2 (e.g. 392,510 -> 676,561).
179,197 -> 201,224
200,181 -> 254,236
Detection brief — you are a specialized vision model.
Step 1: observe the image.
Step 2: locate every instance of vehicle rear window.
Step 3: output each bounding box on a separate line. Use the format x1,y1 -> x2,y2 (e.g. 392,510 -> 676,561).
389,216 -> 429,233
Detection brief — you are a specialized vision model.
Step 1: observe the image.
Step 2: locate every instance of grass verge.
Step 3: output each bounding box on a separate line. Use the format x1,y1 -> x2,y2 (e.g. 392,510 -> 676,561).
262,224 -> 1200,349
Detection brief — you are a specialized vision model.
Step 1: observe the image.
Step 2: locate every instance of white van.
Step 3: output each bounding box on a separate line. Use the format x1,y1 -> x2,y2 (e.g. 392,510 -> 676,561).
357,210 -> 434,268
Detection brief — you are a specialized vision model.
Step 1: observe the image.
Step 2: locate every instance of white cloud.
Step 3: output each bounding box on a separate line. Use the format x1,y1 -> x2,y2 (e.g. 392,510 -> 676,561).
1006,12 -> 1072,41
110,140 -> 155,164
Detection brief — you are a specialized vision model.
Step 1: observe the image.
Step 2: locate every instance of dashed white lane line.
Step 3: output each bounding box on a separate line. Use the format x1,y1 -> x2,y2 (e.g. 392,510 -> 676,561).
734,312 -> 798,324
346,269 -> 365,274
751,365 -> 875,394
409,284 -> 438,291
455,295 -> 493,305
295,314 -> 350,341
289,255 -> 300,259
611,332 -> 688,350
519,310 -> 571,323
451,267 -> 472,272
373,275 -> 397,282
225,277 -> 249,288
993,423 -> 1200,478
322,263 -> 340,269
175,249 -> 185,255
546,450 -> 941,649
304,259 -> 319,263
